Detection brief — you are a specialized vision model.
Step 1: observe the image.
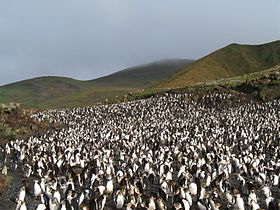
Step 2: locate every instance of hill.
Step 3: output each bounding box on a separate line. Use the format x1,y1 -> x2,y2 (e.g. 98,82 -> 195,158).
93,59 -> 193,88
157,40 -> 280,88
0,59 -> 193,108
0,77 -> 88,107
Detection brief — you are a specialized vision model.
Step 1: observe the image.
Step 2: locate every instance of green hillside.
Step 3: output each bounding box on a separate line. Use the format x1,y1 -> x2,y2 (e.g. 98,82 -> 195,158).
157,40 -> 280,88
0,59 -> 192,108
0,77 -> 88,107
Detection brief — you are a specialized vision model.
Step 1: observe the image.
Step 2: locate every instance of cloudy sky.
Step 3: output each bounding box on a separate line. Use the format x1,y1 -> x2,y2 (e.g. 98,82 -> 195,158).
0,0 -> 279,85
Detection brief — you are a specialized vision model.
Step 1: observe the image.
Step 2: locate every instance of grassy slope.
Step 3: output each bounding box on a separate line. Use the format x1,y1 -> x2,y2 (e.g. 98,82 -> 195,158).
0,77 -> 88,107
39,86 -> 135,109
135,65 -> 280,101
0,59 -> 193,108
158,40 -> 280,88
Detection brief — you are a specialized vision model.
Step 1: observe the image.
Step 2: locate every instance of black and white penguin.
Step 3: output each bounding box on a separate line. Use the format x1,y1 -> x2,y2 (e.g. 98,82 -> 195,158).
115,189 -> 125,209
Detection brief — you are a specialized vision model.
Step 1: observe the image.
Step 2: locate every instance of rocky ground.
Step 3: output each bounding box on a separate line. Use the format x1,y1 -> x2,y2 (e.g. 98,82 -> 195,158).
0,104 -> 60,209
0,104 -> 51,146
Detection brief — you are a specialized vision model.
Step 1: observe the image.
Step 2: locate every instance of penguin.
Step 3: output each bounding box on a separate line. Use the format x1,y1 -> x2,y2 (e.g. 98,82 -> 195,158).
248,190 -> 258,207
156,187 -> 165,202
19,201 -> 27,210
182,198 -> 190,210
17,186 -> 26,203
70,192 -> 79,210
156,196 -> 167,210
106,179 -> 114,196
266,197 -> 274,209
23,163 -> 32,178
36,203 -> 47,210
116,189 -> 125,209
15,201 -> 23,210
49,197 -> 59,210
262,186 -> 272,198
189,182 -> 197,196
59,200 -> 67,210
1,165 -> 7,175
148,196 -> 156,210
76,191 -> 85,207
225,192 -> 234,208
96,193 -> 107,210
250,200 -> 261,210
40,178 -> 46,192
97,185 -> 106,196
126,203 -> 135,210
34,180 -> 42,198
197,200 -> 208,210
53,190 -> 61,203
209,198 -> 222,210
272,174 -> 279,186
41,193 -> 50,210
233,193 -> 245,210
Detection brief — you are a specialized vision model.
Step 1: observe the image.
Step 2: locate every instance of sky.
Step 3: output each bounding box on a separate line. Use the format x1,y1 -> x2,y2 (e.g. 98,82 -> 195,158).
0,0 -> 279,85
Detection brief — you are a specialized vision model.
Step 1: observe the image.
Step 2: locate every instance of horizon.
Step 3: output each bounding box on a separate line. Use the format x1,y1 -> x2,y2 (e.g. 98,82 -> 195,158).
1,57 -> 196,86
1,40 -> 280,86
0,0 -> 279,85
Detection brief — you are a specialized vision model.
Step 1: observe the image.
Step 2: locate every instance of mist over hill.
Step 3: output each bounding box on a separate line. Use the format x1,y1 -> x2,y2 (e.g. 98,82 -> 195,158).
157,40 -> 280,88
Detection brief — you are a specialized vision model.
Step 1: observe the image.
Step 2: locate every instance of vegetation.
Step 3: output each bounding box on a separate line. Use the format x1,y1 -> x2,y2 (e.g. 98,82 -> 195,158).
0,103 -> 50,145
157,40 -> 280,88
134,65 -> 280,102
0,59 -> 193,108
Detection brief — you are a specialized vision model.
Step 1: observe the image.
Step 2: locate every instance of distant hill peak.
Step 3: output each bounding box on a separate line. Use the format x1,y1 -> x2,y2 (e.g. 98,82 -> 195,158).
157,40 -> 280,88
92,59 -> 193,88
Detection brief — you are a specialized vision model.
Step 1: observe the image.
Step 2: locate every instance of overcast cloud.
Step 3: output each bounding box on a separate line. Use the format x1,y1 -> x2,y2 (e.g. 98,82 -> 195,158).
0,0 -> 279,85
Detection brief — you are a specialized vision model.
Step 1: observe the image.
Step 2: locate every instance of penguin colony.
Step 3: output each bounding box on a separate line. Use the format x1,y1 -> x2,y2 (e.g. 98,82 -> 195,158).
1,93 -> 280,210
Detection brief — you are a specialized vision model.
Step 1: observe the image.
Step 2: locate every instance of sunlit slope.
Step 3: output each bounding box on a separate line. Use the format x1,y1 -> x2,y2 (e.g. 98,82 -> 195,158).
137,65 -> 280,102
157,40 -> 280,88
